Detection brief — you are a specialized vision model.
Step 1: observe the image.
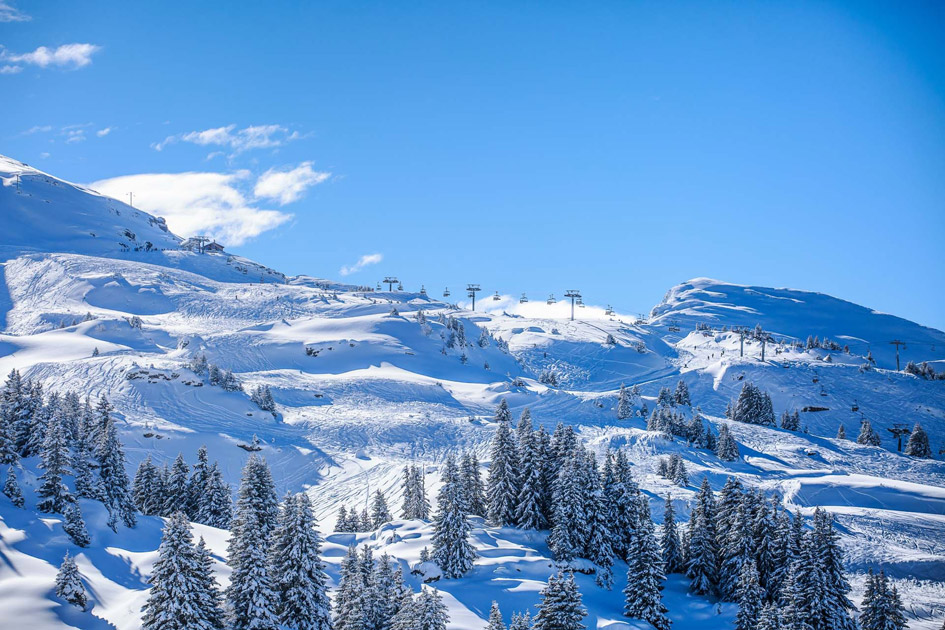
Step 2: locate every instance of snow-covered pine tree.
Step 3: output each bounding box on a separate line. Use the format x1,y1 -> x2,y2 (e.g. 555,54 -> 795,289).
56,551 -> 87,610
269,493 -> 332,630
414,588 -> 449,630
3,465 -> 24,507
657,386 -> 674,407
508,612 -> 531,630
669,454 -> 688,486
836,424 -> 846,440
617,384 -> 632,420
25,388 -> 53,458
226,455 -> 280,630
371,489 -> 393,527
661,495 -> 684,574
188,446 -> 212,518
36,415 -> 74,514
199,462 -> 232,528
532,571 -> 587,630
734,559 -> 764,630
859,569 -> 906,630
486,601 -> 506,630
431,454 -> 475,578
515,425 -> 547,530
719,502 -> 752,601
548,452 -> 587,562
686,477 -> 719,595
164,453 -> 191,517
63,502 -> 90,547
94,397 -> 136,528
857,419 -> 882,446
194,537 -> 225,630
486,414 -> 519,526
133,455 -> 162,516
494,398 -> 513,423
585,477 -> 615,589
751,496 -> 777,596
715,423 -> 740,461
674,380 -> 691,406
756,602 -> 780,630
624,494 -> 670,630
401,465 -> 417,519
334,545 -> 367,630
810,507 -> 857,630
142,511 -> 223,630
459,453 -> 485,517
905,422 -> 932,458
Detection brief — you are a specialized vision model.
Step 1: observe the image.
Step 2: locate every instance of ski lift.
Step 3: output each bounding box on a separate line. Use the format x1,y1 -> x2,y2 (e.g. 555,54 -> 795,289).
376,282 -> 381,291
547,294 -> 556,305
397,282 -> 403,291
443,287 -> 451,297
851,399 -> 859,412
668,320 -> 681,333
493,291 -> 501,301
520,293 -> 528,303
577,297 -> 585,308
420,285 -> 427,296
605,305 -> 615,316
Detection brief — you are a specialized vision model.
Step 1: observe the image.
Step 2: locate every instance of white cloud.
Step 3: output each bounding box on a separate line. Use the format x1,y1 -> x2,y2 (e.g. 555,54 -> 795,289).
64,129 -> 86,143
0,1 -> 30,22
22,125 -> 52,135
90,170 -> 293,246
0,43 -> 101,71
340,253 -> 383,277
0,64 -> 21,74
153,124 -> 302,154
254,161 -> 330,205
96,127 -> 114,137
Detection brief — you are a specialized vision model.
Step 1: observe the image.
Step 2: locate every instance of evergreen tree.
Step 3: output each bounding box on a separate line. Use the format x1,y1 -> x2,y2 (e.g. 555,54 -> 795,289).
487,415 -> 519,526
188,445 -> 213,518
859,570 -> 906,630
25,388 -> 53,458
905,423 -> 932,458
414,588 -> 449,630
133,455 -> 163,516
199,463 -> 233,528
56,551 -> 87,610
94,397 -> 136,528
836,425 -> 846,440
548,452 -> 587,562
515,426 -> 547,530
486,601 -> 506,630
194,538 -> 226,630
715,423 -> 740,461
509,612 -> 531,630
674,380 -> 691,406
719,502 -> 752,601
3,465 -> 24,507
459,454 -> 485,517
227,455 -> 280,630
63,502 -> 91,547
624,495 -> 670,630
164,453 -> 191,517
37,415 -> 74,514
532,571 -> 587,630
661,495 -> 684,574
734,559 -> 764,630
335,545 -> 367,630
371,490 -> 393,527
0,369 -> 25,465
142,511 -> 223,630
617,384 -> 632,420
810,508 -> 856,630
857,419 -> 882,446
269,493 -> 332,630
431,455 -> 475,578
756,602 -> 780,630
72,414 -> 98,501
686,477 -> 718,595
585,479 -> 615,589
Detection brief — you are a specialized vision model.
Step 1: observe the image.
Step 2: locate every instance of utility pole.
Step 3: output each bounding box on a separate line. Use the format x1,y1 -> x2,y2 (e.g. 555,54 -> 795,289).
889,340 -> 904,371
564,289 -> 581,321
383,276 -> 399,292
466,284 -> 481,311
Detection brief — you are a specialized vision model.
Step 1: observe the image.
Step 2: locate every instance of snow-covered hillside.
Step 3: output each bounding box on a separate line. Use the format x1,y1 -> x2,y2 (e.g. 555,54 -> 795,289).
1,155 -> 944,629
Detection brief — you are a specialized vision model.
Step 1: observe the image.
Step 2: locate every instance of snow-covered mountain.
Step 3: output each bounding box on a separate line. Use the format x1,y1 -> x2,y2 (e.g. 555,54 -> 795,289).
1,154 -> 944,629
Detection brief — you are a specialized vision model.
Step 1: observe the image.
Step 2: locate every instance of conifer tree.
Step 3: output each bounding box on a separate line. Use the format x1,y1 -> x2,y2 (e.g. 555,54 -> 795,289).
432,455 -> 475,578
459,454 -> 485,517
414,588 -> 449,630
836,425 -> 846,440
515,426 -> 547,530
3,465 -> 24,507
25,389 -> 53,458
857,419 -> 882,446
133,455 -> 163,516
72,416 -> 98,501
719,502 -> 752,601
164,453 -> 191,517
715,423 -> 740,461
334,545 -> 367,630
509,612 -> 531,630
194,538 -> 226,630
487,416 -> 519,526
548,452 -> 586,562
859,569 -> 906,630
94,397 -> 136,528
63,502 -> 90,547
661,495 -> 684,574
188,445 -> 212,517
756,602 -> 780,630
199,463 -> 233,528
617,384 -> 632,420
401,465 -> 418,519
37,415 -> 73,514
586,480 -> 615,589
624,495 -> 670,630
674,380 -> 691,406
269,493 -> 332,630
686,477 -> 718,595
56,551 -> 87,610
143,511 -> 223,630
226,455 -> 280,630
532,571 -> 587,630
810,508 -> 856,630
905,422 -> 932,458
734,559 -> 764,630
371,489 -> 393,528
486,601 -> 506,630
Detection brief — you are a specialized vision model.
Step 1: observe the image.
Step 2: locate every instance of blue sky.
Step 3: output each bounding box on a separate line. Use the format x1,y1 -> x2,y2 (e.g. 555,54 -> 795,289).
2,1 -> 944,329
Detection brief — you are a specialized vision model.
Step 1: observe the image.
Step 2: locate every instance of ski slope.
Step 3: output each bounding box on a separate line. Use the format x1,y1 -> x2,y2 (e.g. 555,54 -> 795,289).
1,154 -> 944,629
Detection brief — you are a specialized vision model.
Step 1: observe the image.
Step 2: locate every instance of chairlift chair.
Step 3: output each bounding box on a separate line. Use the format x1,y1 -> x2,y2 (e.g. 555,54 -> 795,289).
493,291 -> 501,301
520,293 -> 528,303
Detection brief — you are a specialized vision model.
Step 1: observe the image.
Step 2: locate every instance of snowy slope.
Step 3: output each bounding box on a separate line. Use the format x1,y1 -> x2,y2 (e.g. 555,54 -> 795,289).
1,155 -> 944,629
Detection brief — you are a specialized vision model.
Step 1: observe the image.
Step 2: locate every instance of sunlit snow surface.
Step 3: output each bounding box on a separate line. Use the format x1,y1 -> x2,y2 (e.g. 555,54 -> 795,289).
2,154 -> 944,629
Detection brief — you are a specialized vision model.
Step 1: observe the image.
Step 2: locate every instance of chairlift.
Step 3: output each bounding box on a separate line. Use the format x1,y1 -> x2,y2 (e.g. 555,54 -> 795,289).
851,399 -> 859,412
493,291 -> 501,301
376,282 -> 381,291
520,293 -> 528,303
547,294 -> 556,305
605,305 -> 614,316
577,297 -> 585,308
420,285 -> 427,296
397,282 -> 403,291
443,287 -> 451,297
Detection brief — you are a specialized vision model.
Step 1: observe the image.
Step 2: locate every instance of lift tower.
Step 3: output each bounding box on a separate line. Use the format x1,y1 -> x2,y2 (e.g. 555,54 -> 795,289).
564,289 -> 582,321
383,276 -> 399,292
466,284 -> 481,311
